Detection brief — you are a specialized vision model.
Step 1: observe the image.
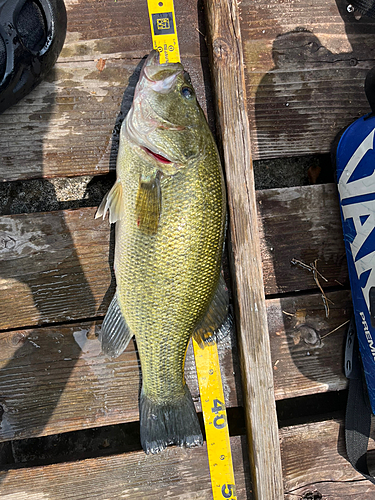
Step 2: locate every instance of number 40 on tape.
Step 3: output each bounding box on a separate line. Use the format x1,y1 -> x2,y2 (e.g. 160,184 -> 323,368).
193,339 -> 237,500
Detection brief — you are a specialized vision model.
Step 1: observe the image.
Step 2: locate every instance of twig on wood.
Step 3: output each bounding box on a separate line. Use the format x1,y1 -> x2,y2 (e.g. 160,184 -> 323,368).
311,259 -> 328,283
291,258 -> 313,272
321,293 -> 330,318
282,310 -> 295,317
291,258 -> 331,318
320,319 -> 350,340
195,27 -> 206,37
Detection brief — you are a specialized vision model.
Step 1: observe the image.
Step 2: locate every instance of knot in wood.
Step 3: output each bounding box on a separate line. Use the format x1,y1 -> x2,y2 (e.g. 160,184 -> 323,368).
12,332 -> 26,346
0,234 -> 16,250
213,38 -> 232,61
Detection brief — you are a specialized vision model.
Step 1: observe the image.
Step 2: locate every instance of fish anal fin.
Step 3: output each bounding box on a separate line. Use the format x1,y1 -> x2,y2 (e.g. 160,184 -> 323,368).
95,179 -> 124,224
193,273 -> 232,348
135,174 -> 161,234
100,293 -> 133,357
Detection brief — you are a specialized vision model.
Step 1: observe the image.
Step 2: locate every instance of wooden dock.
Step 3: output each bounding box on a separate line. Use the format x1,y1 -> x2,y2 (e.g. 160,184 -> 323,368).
1,0 -> 375,498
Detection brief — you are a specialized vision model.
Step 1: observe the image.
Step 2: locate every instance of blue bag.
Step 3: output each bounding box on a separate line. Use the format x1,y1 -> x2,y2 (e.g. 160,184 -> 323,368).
337,110 -> 375,410
337,66 -> 375,483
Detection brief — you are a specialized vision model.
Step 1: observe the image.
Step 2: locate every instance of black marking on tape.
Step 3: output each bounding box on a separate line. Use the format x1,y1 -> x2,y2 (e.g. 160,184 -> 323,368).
152,12 -> 175,35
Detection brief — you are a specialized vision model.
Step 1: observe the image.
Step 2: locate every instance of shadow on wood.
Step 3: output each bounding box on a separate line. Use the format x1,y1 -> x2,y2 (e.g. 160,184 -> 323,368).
0,60 -> 150,486
248,0 -> 375,159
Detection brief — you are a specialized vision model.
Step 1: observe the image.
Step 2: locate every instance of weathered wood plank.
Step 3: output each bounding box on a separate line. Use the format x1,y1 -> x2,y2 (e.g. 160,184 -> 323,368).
0,289 -> 350,442
0,0 -> 213,182
62,0 -> 204,60
268,290 -> 352,400
0,321 -> 241,442
0,435 -> 252,499
0,184 -> 347,327
0,208 -> 112,330
281,417 -> 375,498
203,0 -> 283,498
240,0 -> 375,159
0,290 -> 350,442
257,183 -> 348,295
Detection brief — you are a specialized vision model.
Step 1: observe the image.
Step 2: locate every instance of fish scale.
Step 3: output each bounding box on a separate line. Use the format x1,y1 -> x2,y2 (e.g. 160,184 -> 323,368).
116,142 -> 224,403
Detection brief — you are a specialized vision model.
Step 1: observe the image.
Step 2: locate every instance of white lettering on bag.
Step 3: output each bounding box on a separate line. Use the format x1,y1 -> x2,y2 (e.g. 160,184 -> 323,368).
338,128 -> 375,314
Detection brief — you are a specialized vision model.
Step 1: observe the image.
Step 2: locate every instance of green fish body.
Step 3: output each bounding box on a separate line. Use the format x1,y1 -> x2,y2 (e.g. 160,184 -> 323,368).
97,51 -> 229,454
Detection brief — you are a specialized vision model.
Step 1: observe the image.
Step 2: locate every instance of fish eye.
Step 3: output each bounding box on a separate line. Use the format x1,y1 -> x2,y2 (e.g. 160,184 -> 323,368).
181,86 -> 193,99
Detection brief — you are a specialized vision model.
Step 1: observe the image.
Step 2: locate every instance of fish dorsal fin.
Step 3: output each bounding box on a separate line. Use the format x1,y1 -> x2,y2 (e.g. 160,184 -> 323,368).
193,273 -> 233,347
100,293 -> 133,357
95,179 -> 124,224
135,174 -> 161,234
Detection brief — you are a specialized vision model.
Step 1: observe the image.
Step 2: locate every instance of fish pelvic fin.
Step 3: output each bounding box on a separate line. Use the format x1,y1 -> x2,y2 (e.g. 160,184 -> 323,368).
139,385 -> 203,454
100,293 -> 133,357
95,179 -> 124,224
135,174 -> 161,235
193,273 -> 233,348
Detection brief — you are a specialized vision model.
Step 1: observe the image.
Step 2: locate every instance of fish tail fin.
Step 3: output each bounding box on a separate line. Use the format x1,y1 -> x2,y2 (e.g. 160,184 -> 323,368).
139,385 -> 203,454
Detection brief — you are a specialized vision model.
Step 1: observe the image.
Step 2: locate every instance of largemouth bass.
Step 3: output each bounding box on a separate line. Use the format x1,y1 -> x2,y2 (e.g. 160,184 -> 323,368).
96,50 -> 230,454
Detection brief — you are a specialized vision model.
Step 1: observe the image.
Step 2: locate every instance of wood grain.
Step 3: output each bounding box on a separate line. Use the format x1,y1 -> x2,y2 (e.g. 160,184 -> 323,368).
281,417 -> 375,498
3,418 -> 374,499
0,184 -> 346,330
0,290 -> 350,442
0,0 -> 213,182
203,0 -> 283,498
268,290 -> 352,400
257,183 -> 348,295
0,208 -> 112,330
240,0 -> 375,160
0,321 -> 241,442
0,435 -> 252,499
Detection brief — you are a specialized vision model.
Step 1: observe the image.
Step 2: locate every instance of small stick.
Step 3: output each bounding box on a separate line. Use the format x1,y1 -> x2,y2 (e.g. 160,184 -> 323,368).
321,319 -> 351,339
291,258 -> 331,318
195,27 -> 206,37
291,258 -> 313,272
310,259 -> 328,282
282,310 -> 295,317
321,294 -> 330,319
311,260 -> 330,318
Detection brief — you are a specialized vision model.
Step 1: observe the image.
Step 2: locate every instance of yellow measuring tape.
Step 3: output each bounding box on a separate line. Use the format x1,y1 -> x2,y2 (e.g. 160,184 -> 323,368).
147,0 -> 180,64
193,340 -> 237,500
146,2 -> 236,497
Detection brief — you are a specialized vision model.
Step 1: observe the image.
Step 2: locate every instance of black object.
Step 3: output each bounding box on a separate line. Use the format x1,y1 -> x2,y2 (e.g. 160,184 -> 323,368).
345,319 -> 375,484
0,0 -> 67,113
347,0 -> 375,18
365,66 -> 375,115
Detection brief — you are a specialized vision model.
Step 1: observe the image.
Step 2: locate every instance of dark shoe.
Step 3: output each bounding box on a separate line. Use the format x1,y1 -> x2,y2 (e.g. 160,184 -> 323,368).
0,0 -> 67,113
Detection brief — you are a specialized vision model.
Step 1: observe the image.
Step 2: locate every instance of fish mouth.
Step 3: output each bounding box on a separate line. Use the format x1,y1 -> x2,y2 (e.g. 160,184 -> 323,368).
141,50 -> 184,93
142,146 -> 173,164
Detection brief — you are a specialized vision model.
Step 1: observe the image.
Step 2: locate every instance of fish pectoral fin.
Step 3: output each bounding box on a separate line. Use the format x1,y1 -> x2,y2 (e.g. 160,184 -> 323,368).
100,293 -> 133,357
193,273 -> 233,348
95,179 -> 124,224
135,174 -> 161,234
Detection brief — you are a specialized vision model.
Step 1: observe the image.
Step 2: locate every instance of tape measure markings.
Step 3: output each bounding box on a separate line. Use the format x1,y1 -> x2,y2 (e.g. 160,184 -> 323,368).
193,339 -> 237,500
147,0 -> 180,63
146,3 -> 236,496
